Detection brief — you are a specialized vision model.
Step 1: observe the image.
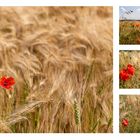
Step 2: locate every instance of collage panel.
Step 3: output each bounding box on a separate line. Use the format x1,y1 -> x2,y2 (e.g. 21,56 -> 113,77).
119,50 -> 140,89
0,7 -> 113,133
120,95 -> 140,133
119,6 -> 140,45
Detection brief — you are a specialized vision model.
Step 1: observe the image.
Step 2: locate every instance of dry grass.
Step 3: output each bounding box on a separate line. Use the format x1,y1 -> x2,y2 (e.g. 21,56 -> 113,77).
120,95 -> 140,133
119,51 -> 140,88
0,7 -> 113,133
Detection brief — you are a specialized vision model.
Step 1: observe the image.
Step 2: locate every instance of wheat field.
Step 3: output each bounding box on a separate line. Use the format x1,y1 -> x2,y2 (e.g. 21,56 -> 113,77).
119,51 -> 140,88
120,95 -> 140,133
0,7 -> 113,133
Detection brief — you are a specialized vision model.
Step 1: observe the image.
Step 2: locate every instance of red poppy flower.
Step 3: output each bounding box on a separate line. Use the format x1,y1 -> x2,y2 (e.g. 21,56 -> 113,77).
133,23 -> 140,27
127,64 -> 135,75
120,64 -> 135,81
0,76 -> 15,90
120,69 -> 130,81
122,119 -> 128,127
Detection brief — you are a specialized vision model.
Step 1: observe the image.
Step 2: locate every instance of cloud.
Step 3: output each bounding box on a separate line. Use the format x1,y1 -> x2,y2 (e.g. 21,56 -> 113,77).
122,8 -> 140,20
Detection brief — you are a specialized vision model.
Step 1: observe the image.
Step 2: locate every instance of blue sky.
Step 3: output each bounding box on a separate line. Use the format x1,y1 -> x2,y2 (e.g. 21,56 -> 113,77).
119,6 -> 140,20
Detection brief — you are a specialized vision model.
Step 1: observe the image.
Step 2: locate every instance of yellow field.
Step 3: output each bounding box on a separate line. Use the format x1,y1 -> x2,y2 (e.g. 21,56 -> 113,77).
0,7 -> 113,133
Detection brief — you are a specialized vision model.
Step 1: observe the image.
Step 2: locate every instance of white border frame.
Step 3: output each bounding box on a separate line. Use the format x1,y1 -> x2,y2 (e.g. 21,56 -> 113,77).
0,0 -> 139,140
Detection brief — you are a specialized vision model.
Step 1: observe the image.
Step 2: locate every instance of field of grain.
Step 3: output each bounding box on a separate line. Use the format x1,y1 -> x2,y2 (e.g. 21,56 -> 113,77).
119,51 -> 140,88
0,7 -> 113,133
120,95 -> 140,133
119,20 -> 140,44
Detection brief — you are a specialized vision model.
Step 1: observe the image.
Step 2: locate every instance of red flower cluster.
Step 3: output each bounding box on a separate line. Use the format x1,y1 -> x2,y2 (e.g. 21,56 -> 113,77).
0,76 -> 15,90
120,64 -> 135,81
122,119 -> 128,127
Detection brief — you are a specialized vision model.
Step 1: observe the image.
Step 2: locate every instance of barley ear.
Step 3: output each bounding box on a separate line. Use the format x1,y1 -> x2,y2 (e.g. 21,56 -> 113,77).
74,100 -> 80,125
